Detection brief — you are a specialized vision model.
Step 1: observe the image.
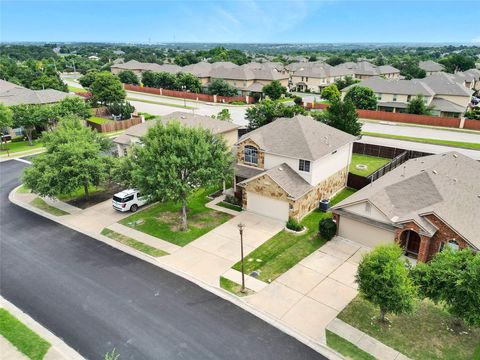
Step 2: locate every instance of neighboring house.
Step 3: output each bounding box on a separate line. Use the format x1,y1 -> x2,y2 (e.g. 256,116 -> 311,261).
113,111 -> 240,156
341,76 -> 473,118
335,61 -> 400,80
111,60 -> 182,79
234,115 -> 356,222
291,63 -> 355,92
331,152 -> 479,262
0,79 -> 72,106
419,60 -> 445,75
451,69 -> 480,91
88,55 -> 100,61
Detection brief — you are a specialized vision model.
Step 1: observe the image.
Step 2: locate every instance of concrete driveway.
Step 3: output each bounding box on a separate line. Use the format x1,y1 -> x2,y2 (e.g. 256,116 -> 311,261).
160,212 -> 284,285
245,237 -> 370,343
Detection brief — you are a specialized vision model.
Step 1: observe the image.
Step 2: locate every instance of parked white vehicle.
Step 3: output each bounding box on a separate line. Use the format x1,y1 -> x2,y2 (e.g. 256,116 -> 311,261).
112,189 -> 148,212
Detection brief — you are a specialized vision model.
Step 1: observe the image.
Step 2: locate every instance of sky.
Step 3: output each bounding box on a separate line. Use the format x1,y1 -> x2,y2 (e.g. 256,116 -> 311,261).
0,0 -> 479,44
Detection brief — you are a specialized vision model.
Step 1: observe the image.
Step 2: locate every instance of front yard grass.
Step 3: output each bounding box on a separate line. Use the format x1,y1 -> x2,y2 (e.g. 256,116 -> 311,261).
338,296 -> 480,360
30,198 -> 69,216
232,187 -> 356,282
119,187 -> 232,246
326,330 -> 375,360
67,85 -> 88,93
349,153 -> 390,176
220,276 -> 254,297
101,228 -> 168,257
1,139 -> 43,154
127,96 -> 195,109
0,308 -> 51,360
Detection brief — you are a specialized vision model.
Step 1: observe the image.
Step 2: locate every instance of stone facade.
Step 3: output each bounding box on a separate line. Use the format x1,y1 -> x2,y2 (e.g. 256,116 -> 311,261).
236,139 -> 264,169
241,173 -> 289,208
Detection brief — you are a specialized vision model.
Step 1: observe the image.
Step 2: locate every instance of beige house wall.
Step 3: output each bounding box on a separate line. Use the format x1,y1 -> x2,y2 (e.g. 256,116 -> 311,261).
220,130 -> 239,148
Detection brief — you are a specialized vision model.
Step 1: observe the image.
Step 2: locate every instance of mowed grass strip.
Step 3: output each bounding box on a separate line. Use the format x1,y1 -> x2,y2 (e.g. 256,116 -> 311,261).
232,188 -> 356,282
326,330 -> 375,360
220,276 -> 254,297
0,308 -> 51,360
338,296 -> 480,360
362,131 -> 480,151
30,198 -> 69,216
119,187 -> 232,246
101,228 -> 168,257
1,139 -> 43,154
127,97 -> 195,109
349,153 -> 390,176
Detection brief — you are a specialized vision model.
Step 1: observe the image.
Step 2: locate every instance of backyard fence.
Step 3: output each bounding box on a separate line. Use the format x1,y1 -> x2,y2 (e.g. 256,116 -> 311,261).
86,115 -> 143,133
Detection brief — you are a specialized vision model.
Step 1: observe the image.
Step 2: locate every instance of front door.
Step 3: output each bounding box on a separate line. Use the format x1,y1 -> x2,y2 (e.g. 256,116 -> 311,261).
401,230 -> 421,257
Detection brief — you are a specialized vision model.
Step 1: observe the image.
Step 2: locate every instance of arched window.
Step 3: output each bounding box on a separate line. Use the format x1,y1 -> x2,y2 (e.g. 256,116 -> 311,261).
244,145 -> 258,164
440,240 -> 459,252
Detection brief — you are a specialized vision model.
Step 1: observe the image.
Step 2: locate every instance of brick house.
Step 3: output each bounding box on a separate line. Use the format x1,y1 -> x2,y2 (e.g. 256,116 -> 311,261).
331,152 -> 480,262
234,115 -> 356,222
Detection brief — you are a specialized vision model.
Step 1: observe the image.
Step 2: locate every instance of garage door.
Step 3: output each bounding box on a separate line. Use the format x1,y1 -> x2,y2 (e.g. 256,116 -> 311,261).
338,216 -> 395,248
246,192 -> 289,222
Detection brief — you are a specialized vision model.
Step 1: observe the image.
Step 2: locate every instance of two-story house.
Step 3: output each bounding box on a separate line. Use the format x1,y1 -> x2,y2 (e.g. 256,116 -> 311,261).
234,115 -> 356,222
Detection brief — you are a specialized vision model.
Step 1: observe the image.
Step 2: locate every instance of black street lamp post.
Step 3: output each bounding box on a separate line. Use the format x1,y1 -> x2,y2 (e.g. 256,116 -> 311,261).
237,222 -> 246,292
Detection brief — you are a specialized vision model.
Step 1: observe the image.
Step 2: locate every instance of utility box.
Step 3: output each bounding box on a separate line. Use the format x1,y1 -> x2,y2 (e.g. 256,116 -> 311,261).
319,199 -> 330,212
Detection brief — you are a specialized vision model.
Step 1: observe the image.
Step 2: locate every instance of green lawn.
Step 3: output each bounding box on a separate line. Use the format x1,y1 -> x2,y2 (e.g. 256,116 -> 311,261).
338,296 -> 480,360
101,228 -> 168,257
67,85 -> 88,93
30,198 -> 69,216
1,139 -> 43,154
232,188 -> 356,282
57,185 -> 102,202
326,330 -> 375,360
127,97 -> 195,109
349,153 -> 391,176
119,187 -> 232,246
217,201 -> 242,212
0,308 -> 51,360
88,116 -> 112,125
220,276 -> 254,297
17,184 -> 31,194
362,132 -> 480,151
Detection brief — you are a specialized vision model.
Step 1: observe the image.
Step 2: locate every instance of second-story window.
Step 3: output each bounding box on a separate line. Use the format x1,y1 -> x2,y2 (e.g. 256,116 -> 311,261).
392,94 -> 397,101
244,145 -> 258,164
299,159 -> 311,172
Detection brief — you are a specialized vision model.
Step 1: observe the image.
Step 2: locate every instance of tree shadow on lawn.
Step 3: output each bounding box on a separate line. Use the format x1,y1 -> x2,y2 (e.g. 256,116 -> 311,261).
61,183 -> 123,209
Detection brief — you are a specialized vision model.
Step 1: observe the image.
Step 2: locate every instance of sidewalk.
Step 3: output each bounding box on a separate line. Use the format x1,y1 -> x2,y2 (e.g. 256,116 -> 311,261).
0,297 -> 84,360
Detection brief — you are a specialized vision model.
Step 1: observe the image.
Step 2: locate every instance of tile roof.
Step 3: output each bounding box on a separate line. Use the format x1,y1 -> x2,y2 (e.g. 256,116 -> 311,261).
237,115 -> 356,161
333,152 -> 480,249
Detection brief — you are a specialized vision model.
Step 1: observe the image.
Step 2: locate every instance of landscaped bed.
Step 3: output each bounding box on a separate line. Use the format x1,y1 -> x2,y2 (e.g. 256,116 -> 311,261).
0,308 -> 51,360
338,296 -> 480,360
217,201 -> 242,212
349,153 -> 390,177
119,187 -> 232,246
57,183 -> 122,209
101,228 -> 168,257
231,187 -> 356,282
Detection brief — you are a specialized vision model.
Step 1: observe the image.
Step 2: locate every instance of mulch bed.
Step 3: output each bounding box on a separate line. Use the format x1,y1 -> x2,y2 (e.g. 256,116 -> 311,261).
65,183 -> 122,209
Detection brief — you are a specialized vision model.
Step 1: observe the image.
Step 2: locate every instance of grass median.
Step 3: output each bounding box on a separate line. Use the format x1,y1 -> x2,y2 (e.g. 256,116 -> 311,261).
127,97 -> 195,109
30,198 -> 69,216
101,228 -> 168,257
362,132 -> 480,151
326,330 -> 375,360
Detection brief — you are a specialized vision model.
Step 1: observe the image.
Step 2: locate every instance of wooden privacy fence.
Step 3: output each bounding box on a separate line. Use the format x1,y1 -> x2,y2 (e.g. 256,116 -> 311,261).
464,119 -> 480,130
124,84 -> 254,104
352,142 -> 430,160
86,115 -> 143,133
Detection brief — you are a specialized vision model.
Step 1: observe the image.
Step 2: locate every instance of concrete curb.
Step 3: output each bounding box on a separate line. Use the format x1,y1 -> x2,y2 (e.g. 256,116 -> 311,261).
0,296 -> 85,360
9,185 -> 344,360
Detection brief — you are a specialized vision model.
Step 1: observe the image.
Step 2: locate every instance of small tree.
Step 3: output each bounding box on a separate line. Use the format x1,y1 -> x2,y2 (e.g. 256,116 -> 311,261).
319,218 -> 336,241
262,80 -> 287,100
175,72 -> 202,93
406,95 -> 434,115
321,84 -> 341,102
141,71 -> 156,87
0,104 -> 13,149
314,99 -> 362,136
22,116 -> 112,200
344,86 -> 378,110
334,76 -> 359,90
12,104 -> 46,145
412,248 -> 480,327
108,102 -> 135,120
207,79 -> 238,96
78,70 -> 98,89
116,122 -> 233,231
118,70 -> 139,85
54,96 -> 91,120
356,244 -> 416,322
246,99 -> 306,130
213,109 -> 232,121
90,72 -> 126,106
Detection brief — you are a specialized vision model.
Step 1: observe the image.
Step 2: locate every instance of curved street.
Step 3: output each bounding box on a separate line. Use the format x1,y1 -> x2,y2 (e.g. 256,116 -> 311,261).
0,159 -> 323,360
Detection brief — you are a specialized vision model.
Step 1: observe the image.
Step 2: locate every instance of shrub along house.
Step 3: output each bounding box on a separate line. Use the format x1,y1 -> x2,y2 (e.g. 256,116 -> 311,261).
234,115 -> 356,222
331,152 -> 480,262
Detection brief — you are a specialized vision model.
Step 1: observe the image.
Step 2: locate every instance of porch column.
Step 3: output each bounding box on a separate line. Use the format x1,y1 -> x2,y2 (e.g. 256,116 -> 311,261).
417,235 -> 431,262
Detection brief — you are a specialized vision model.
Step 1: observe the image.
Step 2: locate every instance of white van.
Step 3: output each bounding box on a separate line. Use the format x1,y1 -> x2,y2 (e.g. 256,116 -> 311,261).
112,189 -> 148,212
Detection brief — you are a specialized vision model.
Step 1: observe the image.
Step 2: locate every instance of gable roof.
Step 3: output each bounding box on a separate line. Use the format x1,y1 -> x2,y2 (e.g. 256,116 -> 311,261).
0,81 -> 72,105
333,152 -> 480,249
343,77 -> 435,96
237,115 -> 356,161
419,60 -> 445,72
422,73 -> 473,96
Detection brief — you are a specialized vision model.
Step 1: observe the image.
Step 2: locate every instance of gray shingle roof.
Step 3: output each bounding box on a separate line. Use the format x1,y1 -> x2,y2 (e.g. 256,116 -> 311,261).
431,98 -> 466,113
0,82 -> 73,105
422,73 -> 473,96
237,115 -> 356,161
343,77 -> 435,96
419,60 -> 444,72
333,152 -> 480,249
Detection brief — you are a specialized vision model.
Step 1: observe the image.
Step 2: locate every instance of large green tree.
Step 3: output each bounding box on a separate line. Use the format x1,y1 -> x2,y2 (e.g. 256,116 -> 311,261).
12,104 -> 46,145
344,86 -> 378,110
439,54 -> 476,73
78,70 -> 98,89
334,76 -> 359,90
22,116 -> 112,200
54,96 -> 91,120
406,95 -> 434,115
118,70 -> 139,85
115,122 -> 233,230
0,104 -> 13,149
207,79 -> 238,96
175,72 -> 202,93
246,99 -> 306,130
356,245 -> 416,322
262,80 -> 286,100
90,72 -> 126,106
412,248 -> 480,327
321,84 -> 341,102
313,99 -> 362,136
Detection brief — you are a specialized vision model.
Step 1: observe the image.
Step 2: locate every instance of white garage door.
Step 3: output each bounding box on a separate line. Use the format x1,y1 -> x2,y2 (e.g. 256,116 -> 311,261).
338,216 -> 395,248
246,192 -> 289,222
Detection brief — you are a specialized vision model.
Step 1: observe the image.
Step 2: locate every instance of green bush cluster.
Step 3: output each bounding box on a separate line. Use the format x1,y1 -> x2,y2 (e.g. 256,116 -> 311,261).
318,218 -> 336,240
286,217 -> 303,232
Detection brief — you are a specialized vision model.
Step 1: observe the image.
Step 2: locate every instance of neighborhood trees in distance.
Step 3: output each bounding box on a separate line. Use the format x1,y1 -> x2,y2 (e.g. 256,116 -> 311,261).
262,80 -> 287,100
207,79 -> 238,97
406,95 -> 434,115
344,86 -> 378,110
246,99 -> 306,130
356,244 -> 416,323
439,53 -> 476,73
89,72 -> 126,106
23,116 -> 112,200
117,70 -> 139,85
115,122 -> 234,231
320,84 -> 341,102
313,99 -> 362,136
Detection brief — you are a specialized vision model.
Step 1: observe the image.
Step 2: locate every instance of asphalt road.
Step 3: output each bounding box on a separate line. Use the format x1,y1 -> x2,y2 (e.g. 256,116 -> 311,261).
0,160 -> 323,360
